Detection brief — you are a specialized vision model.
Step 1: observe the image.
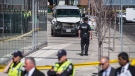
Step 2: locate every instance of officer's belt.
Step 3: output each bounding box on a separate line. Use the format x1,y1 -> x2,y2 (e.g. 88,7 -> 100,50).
82,33 -> 88,34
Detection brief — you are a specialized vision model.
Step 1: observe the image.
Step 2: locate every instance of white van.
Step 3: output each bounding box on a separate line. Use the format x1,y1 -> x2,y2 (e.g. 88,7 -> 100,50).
126,8 -> 135,22
51,5 -> 83,36
116,8 -> 135,24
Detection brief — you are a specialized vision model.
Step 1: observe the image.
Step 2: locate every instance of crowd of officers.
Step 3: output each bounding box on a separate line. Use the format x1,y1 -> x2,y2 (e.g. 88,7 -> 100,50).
2,17 -> 135,76
3,49 -> 135,76
3,49 -> 75,76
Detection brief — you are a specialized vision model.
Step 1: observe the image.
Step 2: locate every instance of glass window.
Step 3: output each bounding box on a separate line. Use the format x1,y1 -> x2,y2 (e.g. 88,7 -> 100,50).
56,9 -> 80,17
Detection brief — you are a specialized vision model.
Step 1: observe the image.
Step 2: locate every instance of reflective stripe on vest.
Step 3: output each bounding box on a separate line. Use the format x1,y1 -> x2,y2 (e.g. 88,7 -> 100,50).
8,62 -> 23,76
54,61 -> 75,76
53,63 -> 60,71
24,11 -> 31,18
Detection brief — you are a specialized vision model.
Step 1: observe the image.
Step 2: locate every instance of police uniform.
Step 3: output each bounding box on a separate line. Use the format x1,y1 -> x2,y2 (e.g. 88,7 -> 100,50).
79,17 -> 91,56
8,51 -> 24,76
8,62 -> 24,76
47,49 -> 75,76
23,11 -> 31,33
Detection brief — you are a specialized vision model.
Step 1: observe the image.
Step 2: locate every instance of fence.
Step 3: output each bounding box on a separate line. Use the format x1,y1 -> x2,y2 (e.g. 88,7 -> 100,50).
0,0 -> 47,64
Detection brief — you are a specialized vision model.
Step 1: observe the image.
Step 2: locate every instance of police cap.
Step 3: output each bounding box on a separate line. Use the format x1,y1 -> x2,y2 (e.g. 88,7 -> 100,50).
12,50 -> 23,57
83,17 -> 88,21
57,49 -> 67,57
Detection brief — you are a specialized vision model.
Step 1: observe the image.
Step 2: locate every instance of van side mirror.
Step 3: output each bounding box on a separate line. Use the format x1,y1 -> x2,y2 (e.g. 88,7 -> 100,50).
52,13 -> 54,17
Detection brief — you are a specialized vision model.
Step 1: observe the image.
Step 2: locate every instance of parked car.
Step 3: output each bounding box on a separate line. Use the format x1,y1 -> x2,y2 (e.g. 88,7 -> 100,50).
116,12 -> 127,24
88,16 -> 97,31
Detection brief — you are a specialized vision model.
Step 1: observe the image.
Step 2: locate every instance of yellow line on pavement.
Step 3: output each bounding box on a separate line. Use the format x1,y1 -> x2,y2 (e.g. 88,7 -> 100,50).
0,69 -> 3,72
0,59 -> 134,72
47,13 -> 52,14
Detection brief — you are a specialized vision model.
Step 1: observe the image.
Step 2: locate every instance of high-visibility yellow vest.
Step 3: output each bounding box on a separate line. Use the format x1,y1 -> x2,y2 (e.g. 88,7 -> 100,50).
27,11 -> 32,17
8,62 -> 24,76
24,11 -> 31,18
24,12 -> 27,18
53,61 -> 75,76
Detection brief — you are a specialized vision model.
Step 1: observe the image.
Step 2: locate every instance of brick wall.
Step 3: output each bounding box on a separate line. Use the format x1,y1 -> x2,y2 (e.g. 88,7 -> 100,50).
79,0 -> 88,5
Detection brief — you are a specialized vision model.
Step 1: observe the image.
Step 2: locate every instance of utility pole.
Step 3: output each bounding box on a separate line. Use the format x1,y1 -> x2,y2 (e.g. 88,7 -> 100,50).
32,0 -> 38,50
2,0 -> 5,37
120,0 -> 123,52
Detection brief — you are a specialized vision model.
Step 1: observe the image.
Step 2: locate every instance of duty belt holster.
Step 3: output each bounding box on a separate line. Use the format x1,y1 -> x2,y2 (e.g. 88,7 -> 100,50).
82,33 -> 88,38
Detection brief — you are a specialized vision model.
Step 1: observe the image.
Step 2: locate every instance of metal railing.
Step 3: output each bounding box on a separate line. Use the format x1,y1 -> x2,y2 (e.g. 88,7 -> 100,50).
0,0 -> 47,64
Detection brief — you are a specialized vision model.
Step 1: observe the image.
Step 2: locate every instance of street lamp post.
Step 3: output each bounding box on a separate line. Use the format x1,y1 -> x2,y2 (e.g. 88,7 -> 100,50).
2,0 -> 5,37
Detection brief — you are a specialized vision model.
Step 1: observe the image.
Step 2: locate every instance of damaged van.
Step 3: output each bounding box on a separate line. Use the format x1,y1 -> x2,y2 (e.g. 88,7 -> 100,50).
51,5 -> 83,36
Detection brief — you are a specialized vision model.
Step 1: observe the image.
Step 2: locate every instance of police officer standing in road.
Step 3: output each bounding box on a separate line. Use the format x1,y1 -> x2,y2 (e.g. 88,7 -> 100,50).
3,50 -> 24,76
47,49 -> 75,76
78,17 -> 92,56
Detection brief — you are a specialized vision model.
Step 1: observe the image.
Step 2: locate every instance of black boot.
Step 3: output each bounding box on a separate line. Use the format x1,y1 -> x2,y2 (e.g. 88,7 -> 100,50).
79,51 -> 83,56
84,52 -> 88,56
84,53 -> 88,56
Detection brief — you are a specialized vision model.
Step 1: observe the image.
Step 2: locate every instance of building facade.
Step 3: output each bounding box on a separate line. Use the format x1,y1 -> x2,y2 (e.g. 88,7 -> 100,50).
78,0 -> 88,5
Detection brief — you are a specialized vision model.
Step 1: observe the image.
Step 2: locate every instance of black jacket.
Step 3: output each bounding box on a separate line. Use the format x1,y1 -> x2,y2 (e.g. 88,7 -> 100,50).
98,67 -> 116,76
79,22 -> 91,37
22,69 -> 45,76
115,64 -> 135,76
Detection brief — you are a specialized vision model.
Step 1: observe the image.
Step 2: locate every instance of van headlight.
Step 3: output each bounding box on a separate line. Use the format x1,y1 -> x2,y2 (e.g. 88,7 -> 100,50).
55,21 -> 62,29
75,22 -> 80,29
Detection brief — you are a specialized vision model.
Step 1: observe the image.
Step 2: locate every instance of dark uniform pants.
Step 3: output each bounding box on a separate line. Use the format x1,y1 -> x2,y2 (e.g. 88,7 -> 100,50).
81,33 -> 89,54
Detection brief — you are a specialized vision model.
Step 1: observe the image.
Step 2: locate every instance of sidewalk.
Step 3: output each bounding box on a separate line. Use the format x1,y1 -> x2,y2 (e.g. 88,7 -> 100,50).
0,20 -> 135,76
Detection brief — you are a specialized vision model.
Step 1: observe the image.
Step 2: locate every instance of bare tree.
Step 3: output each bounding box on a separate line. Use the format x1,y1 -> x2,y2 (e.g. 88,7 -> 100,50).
90,0 -> 117,71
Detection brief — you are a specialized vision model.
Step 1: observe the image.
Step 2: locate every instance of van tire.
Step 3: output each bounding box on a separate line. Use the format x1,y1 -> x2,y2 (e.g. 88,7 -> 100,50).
52,30 -> 57,37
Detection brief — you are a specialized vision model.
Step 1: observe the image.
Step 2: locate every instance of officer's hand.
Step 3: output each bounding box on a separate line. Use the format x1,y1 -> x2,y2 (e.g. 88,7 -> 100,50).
11,58 -> 14,62
50,69 -> 54,71
90,37 -> 92,40
78,36 -> 80,39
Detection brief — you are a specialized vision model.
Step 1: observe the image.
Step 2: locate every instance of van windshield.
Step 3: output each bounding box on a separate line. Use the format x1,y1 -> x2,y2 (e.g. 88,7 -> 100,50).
56,9 -> 80,17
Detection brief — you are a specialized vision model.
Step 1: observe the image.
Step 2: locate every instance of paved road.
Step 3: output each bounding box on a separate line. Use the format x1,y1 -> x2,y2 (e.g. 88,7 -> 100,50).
115,23 -> 135,42
0,14 -> 135,76
109,21 -> 135,42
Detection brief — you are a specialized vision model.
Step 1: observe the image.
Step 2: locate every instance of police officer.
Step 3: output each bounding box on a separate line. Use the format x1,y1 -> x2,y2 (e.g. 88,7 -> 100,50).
47,49 -> 75,76
3,50 -> 24,76
78,17 -> 92,56
23,10 -> 31,33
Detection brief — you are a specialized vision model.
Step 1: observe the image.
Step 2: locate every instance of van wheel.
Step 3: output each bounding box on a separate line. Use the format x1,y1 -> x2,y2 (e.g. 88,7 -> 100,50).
51,29 -> 53,35
52,30 -> 57,37
122,18 -> 126,24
